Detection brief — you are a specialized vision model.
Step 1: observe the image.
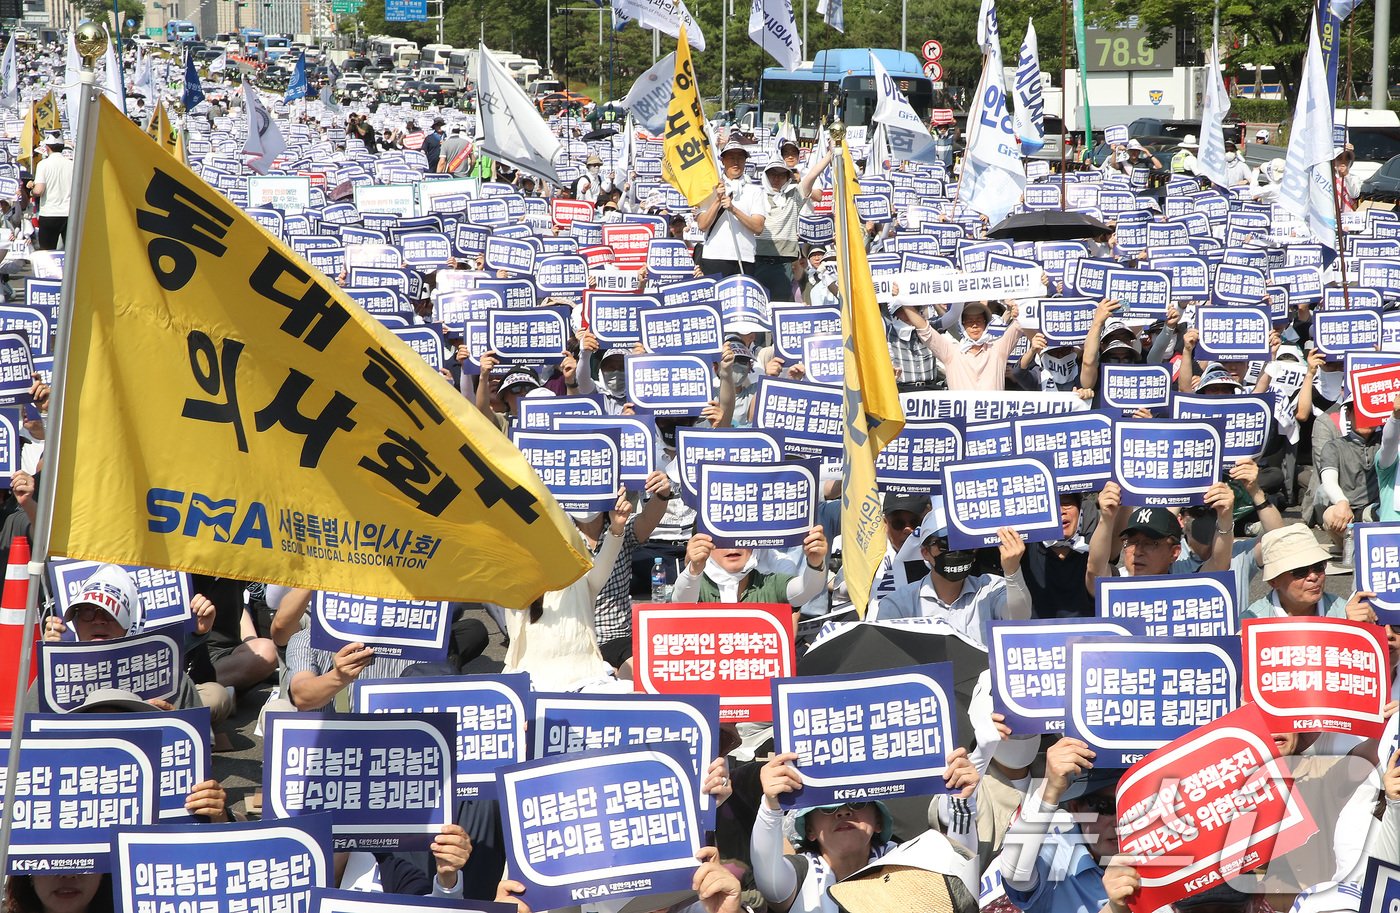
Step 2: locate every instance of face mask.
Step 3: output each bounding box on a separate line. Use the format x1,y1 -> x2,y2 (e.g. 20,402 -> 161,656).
703,553 -> 759,602
729,365 -> 752,387
1225,152 -> 1237,163
601,370 -> 627,396
588,166 -> 600,175
932,550 -> 975,581
1316,368 -> 1344,401
658,424 -> 678,446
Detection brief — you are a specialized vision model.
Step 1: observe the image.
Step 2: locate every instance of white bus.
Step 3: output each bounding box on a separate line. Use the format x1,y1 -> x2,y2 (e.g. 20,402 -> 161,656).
419,44 -> 454,68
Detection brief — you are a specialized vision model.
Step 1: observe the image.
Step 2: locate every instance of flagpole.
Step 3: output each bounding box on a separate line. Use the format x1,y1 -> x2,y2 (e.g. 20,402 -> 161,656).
830,118 -> 854,351
1320,13 -> 1351,305
0,19 -> 107,880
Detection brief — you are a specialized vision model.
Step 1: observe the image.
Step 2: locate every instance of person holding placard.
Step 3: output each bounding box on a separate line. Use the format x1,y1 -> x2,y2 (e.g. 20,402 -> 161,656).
892,297 -> 1026,392
1316,394 -> 1380,563
1242,524 -> 1373,622
1086,482 -> 1237,593
870,507 -> 1030,646
1172,458 -> 1285,610
670,525 -> 828,608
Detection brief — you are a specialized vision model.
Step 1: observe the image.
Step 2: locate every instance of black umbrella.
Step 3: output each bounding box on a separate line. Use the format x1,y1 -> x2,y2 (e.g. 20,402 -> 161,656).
581,127 -> 619,142
986,209 -> 1110,241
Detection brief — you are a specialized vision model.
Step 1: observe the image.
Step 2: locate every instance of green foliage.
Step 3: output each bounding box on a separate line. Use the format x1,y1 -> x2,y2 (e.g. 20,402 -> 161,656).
80,0 -> 145,36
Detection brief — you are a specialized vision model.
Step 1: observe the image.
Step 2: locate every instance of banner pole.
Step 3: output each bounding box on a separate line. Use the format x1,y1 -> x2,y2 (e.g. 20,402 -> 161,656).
0,20 -> 106,879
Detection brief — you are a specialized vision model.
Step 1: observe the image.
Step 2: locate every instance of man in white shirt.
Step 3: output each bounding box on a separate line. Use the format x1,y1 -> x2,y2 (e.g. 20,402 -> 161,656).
695,139 -> 766,277
31,132 -> 73,251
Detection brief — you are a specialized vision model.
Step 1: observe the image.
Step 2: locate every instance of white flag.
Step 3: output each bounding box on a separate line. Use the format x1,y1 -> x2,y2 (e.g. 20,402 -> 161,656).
613,0 -> 706,50
477,42 -> 563,185
0,37 -> 16,109
101,31 -> 123,110
749,0 -> 802,71
622,52 -> 674,135
816,0 -> 844,32
242,80 -> 286,175
1279,14 -> 1338,249
65,35 -> 81,134
208,50 -> 228,74
869,53 -> 935,163
1013,21 -> 1045,155
1196,41 -> 1232,188
961,0 -> 1024,223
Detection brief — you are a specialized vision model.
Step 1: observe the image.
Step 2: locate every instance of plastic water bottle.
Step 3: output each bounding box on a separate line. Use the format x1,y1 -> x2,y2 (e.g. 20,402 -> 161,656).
650,557 -> 667,603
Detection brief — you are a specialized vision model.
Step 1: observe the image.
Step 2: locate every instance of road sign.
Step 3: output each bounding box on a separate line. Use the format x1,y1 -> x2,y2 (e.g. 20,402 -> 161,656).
922,39 -> 943,61
923,60 -> 943,80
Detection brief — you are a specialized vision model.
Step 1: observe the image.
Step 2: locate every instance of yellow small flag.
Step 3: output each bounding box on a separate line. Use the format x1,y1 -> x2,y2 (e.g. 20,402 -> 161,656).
51,96 -> 592,605
144,102 -> 184,163
660,25 -> 720,206
20,91 -> 59,170
833,136 -> 905,616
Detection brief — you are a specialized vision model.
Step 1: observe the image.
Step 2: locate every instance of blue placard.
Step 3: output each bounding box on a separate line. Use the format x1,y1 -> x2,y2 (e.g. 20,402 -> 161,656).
626,354 -> 713,417
674,426 -> 785,499
347,267 -> 411,296
24,278 -> 62,325
1013,411 -> 1114,493
963,420 -> 1015,459
455,221 -> 491,255
541,236 -> 580,255
488,307 -> 569,363
753,377 -> 843,460
1036,241 -> 1089,282
1149,256 -> 1208,299
345,287 -> 402,317
0,408 -> 16,485
1064,636 -> 1241,767
715,275 -> 771,331
353,674 -> 532,800
532,693 -> 719,818
47,560 -> 192,634
771,663 -> 958,805
309,592 -> 451,662
554,415 -> 656,490
854,193 -> 893,223
801,335 -> 844,385
37,623 -> 185,712
0,306 -> 50,355
400,232 -> 452,269
875,420 -> 964,495
2,731 -> 161,873
1112,419 -> 1222,507
941,456 -> 1059,550
498,745 -> 702,911
485,236 -> 538,274
1325,287 -> 1384,313
1096,572 -> 1237,637
478,278 -> 537,310
639,303 -> 724,356
1212,263 -> 1267,305
987,618 -> 1149,735
1023,184 -> 1061,210
658,277 -> 716,309
646,239 -> 697,277
1361,849 -> 1400,913
516,394 -> 603,430
1039,299 -> 1098,346
0,331 -> 33,405
1171,392 -> 1274,463
312,887 -> 512,913
27,708 -> 210,823
798,214 -> 835,245
1099,364 -> 1173,411
512,429 -> 621,513
1270,264 -> 1324,302
264,712 -> 453,851
464,198 -> 509,226
772,305 -> 841,362
1146,221 -> 1190,249
957,240 -> 1012,273
112,816 -> 332,912
1355,522 -> 1400,621
536,255 -> 590,293
306,246 -> 347,278
1072,258 -> 1113,298
1317,308 -> 1383,360
695,459 -> 819,548
1194,305 -> 1272,360
1357,258 -> 1400,297
588,293 -> 660,346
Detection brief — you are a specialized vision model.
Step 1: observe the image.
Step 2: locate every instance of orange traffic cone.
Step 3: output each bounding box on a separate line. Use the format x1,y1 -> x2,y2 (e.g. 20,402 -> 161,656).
0,535 -> 33,730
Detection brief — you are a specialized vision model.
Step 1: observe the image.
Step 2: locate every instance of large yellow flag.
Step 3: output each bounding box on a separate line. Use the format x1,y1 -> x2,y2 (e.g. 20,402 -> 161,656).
833,136 -> 905,616
50,97 -> 591,605
660,25 -> 720,206
19,91 -> 59,170
144,102 -> 184,164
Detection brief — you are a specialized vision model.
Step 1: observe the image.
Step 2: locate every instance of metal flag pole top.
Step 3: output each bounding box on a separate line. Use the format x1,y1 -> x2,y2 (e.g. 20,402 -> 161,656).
0,18 -> 107,880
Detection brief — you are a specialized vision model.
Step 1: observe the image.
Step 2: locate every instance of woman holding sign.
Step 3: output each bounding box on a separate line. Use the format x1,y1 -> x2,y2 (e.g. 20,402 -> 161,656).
891,295 -> 1027,392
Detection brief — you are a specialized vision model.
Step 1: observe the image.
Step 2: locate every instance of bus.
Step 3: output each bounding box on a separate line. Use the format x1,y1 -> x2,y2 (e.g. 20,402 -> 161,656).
165,20 -> 198,43
258,35 -> 290,62
419,44 -> 453,68
758,48 -> 935,145
239,27 -> 264,54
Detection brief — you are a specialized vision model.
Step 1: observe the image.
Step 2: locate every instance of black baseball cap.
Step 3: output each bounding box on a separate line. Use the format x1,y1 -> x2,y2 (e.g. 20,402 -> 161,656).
1120,506 -> 1182,540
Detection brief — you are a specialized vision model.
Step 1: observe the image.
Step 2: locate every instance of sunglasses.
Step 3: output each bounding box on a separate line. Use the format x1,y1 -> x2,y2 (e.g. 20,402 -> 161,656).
814,802 -> 870,815
1288,561 -> 1327,580
1077,794 -> 1116,816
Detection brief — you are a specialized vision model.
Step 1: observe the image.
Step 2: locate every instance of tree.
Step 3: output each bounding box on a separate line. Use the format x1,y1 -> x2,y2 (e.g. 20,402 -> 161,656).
80,0 -> 145,37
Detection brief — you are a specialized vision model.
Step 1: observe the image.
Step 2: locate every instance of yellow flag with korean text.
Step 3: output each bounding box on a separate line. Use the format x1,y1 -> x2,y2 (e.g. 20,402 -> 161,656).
660,26 -> 720,206
834,137 -> 905,616
144,102 -> 184,163
49,96 -> 591,605
19,91 -> 59,170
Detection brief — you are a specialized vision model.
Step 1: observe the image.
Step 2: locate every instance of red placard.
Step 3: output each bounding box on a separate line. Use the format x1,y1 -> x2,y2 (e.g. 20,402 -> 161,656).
1116,703 -> 1318,913
602,223 -> 657,264
1349,361 -> 1400,428
551,198 -> 596,230
1241,617 -> 1389,738
811,188 -> 833,215
632,602 -> 795,723
578,244 -> 617,268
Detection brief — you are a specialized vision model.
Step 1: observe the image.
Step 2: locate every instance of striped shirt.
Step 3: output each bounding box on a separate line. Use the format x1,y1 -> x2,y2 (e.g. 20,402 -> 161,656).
885,317 -> 941,386
285,628 -> 418,712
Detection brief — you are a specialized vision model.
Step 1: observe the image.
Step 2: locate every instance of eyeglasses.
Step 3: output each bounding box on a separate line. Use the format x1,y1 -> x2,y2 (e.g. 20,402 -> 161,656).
1288,561 -> 1327,580
1077,794 -> 1116,816
71,605 -> 115,623
814,802 -> 870,815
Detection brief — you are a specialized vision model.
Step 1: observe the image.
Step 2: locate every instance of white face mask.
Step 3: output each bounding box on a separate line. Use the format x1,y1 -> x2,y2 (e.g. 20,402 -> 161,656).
703,553 -> 759,601
1316,368 -> 1344,401
601,370 -> 627,396
1225,152 -> 1238,163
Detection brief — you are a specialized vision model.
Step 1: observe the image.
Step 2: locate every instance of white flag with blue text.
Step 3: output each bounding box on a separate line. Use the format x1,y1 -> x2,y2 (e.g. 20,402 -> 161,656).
0,37 -> 16,109
870,54 -> 935,163
1013,21 -> 1045,155
622,52 -> 675,135
962,0 -> 1024,223
613,0 -> 706,50
1279,14 -> 1338,249
817,0 -> 844,32
749,0 -> 802,71
1197,42 -> 1231,187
